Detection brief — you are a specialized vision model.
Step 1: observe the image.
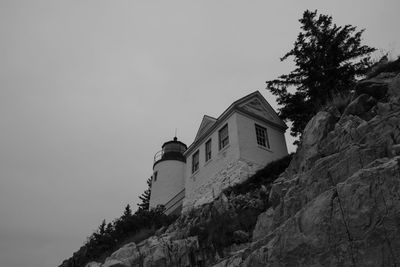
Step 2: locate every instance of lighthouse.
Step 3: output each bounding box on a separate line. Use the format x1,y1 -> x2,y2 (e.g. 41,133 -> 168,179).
149,137 -> 187,215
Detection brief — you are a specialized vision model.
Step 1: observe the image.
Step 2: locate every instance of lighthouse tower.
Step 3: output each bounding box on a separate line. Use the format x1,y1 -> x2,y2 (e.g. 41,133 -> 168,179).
149,137 -> 187,215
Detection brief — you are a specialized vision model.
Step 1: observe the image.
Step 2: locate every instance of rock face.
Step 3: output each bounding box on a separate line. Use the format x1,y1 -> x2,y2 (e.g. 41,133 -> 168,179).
86,70 -> 400,267
87,236 -> 199,267
213,71 -> 400,266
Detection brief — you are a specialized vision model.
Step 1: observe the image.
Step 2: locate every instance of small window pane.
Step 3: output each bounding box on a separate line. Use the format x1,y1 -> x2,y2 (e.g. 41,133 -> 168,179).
192,150 -> 199,173
255,124 -> 270,148
205,139 -> 212,161
219,124 -> 229,150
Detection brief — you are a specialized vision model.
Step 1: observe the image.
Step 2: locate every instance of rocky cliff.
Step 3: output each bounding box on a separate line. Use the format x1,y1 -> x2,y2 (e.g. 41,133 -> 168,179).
85,67 -> 400,267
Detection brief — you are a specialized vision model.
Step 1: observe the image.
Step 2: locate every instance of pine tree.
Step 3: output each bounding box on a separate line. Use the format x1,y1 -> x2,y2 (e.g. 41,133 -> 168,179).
98,219 -> 106,236
267,10 -> 375,139
122,204 -> 132,218
105,222 -> 114,235
137,177 -> 152,212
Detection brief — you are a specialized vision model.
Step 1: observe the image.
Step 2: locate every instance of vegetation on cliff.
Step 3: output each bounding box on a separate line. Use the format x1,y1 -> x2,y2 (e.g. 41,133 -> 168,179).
137,178 -> 152,212
60,194 -> 175,267
267,10 -> 376,139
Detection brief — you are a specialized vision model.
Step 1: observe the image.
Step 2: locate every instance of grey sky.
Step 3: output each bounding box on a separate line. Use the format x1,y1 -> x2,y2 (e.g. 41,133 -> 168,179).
0,1 -> 399,266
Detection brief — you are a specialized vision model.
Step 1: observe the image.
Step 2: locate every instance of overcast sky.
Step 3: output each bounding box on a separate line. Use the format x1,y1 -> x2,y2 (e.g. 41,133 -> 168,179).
0,1 -> 399,266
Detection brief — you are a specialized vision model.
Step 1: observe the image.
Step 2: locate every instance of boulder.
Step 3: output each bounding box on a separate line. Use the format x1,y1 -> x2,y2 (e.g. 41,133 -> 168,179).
99,235 -> 199,267
104,242 -> 141,267
388,73 -> 400,96
355,79 -> 388,99
212,254 -> 243,267
287,111 -> 336,175
392,144 -> 400,156
139,236 -> 199,267
252,208 -> 274,241
342,93 -> 376,120
102,259 -> 126,267
356,68 -> 400,99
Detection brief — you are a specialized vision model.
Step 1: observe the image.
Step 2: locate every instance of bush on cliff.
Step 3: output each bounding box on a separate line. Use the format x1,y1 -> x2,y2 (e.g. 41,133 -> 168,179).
61,205 -> 175,267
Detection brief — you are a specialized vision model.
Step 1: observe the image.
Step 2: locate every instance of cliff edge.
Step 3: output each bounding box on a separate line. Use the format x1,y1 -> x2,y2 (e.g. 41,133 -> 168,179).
83,66 -> 400,267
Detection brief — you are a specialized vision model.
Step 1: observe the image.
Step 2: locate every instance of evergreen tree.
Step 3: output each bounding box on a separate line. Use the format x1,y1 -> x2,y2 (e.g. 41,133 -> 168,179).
122,204 -> 132,218
267,10 -> 375,139
98,219 -> 106,236
104,222 -> 116,246
137,177 -> 152,212
105,222 -> 114,235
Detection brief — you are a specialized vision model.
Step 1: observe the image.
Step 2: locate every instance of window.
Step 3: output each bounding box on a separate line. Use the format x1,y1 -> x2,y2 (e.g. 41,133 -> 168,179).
153,171 -> 158,182
192,150 -> 199,173
205,139 -> 212,161
219,124 -> 229,150
255,124 -> 270,148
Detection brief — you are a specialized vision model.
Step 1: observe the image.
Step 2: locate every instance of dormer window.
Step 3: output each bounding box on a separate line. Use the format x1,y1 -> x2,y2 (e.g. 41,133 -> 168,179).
218,124 -> 229,150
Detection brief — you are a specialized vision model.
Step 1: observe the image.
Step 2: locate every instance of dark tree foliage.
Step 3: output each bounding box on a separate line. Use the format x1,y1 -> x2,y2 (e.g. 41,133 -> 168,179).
137,178 -> 151,212
98,219 -> 106,236
122,204 -> 132,218
267,10 -> 375,138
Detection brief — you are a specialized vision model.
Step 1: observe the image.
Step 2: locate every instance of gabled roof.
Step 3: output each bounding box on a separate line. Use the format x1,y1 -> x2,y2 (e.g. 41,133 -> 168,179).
236,92 -> 286,128
194,115 -> 217,142
184,91 -> 287,156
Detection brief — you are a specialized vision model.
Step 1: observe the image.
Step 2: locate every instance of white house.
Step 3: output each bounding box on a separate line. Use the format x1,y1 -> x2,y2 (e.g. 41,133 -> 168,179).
149,91 -> 288,215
